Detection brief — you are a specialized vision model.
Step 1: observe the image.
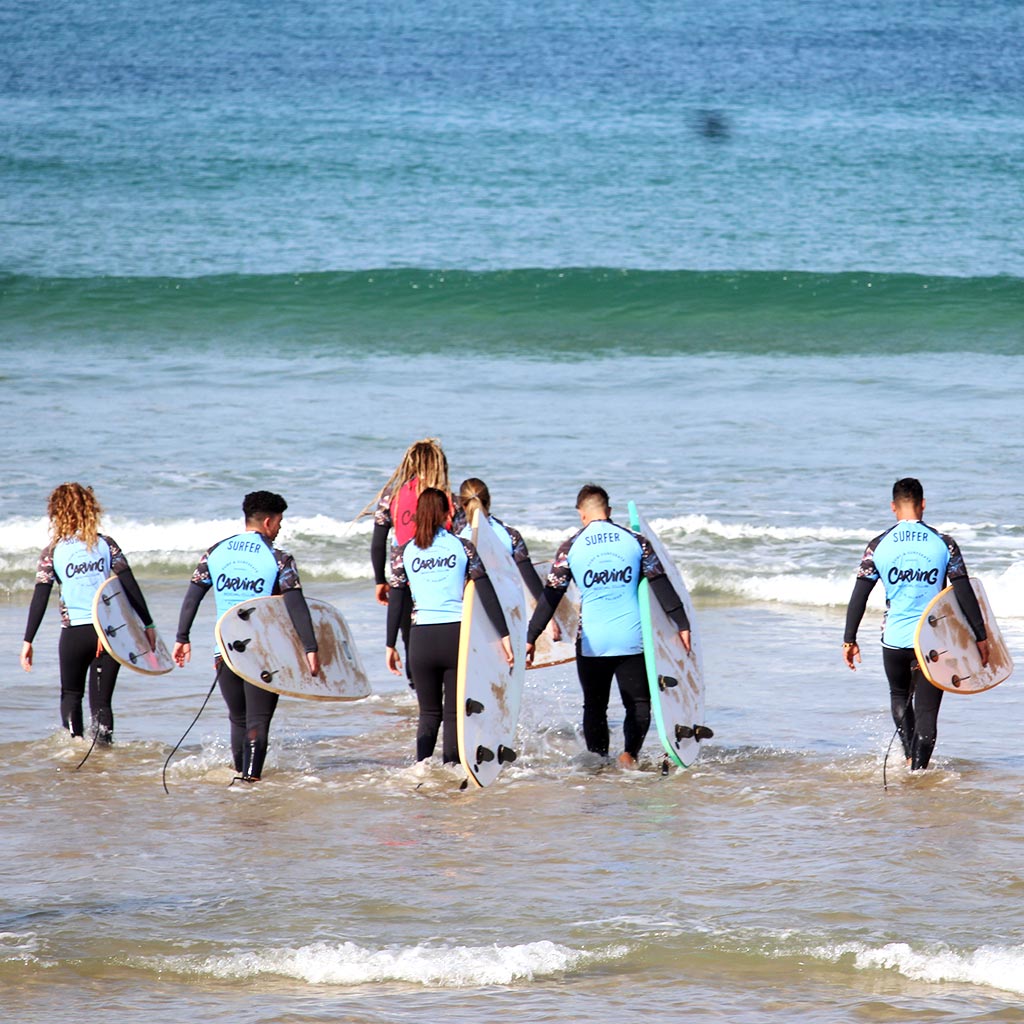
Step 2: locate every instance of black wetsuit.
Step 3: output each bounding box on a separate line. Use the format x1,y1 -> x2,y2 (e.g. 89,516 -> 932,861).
176,531 -> 317,780
527,519 -> 689,760
387,530 -> 507,763
24,535 -> 152,740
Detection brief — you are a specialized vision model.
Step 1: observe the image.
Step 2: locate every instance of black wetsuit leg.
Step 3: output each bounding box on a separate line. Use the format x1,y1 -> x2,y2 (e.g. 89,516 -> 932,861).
910,667 -> 943,770
575,645 -> 615,757
407,622 -> 461,763
87,647 -> 120,742
882,646 -> 920,761
58,624 -> 100,737
614,652 -> 651,759
216,657 -> 280,778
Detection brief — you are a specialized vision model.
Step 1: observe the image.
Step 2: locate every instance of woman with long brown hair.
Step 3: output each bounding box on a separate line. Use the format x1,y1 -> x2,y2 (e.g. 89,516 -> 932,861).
20,482 -> 155,743
385,488 -> 512,765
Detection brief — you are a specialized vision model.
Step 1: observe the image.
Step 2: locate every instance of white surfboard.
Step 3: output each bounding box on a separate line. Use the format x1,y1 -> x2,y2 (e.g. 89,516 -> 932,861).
526,560 -> 580,669
914,578 -> 1013,694
216,595 -> 371,701
629,502 -> 710,769
92,575 -> 174,675
456,510 -> 528,787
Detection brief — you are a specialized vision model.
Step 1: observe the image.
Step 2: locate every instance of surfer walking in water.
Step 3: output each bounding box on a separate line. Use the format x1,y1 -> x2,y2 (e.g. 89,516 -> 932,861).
524,484 -> 691,768
172,491 -> 320,782
20,482 -> 157,744
385,487 -> 512,765
842,477 -> 989,770
364,438 -> 461,678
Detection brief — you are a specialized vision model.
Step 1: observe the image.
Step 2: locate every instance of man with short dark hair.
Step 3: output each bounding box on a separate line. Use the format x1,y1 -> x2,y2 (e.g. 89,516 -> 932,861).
526,484 -> 691,767
173,491 -> 320,782
843,477 -> 989,770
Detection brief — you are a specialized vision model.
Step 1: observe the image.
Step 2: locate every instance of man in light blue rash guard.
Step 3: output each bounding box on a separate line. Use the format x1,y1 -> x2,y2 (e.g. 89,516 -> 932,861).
525,484 -> 691,768
173,491 -> 320,782
843,477 -> 989,770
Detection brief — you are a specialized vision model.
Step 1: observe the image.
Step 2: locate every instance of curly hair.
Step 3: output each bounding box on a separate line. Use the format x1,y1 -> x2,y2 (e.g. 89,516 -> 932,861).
47,482 -> 103,547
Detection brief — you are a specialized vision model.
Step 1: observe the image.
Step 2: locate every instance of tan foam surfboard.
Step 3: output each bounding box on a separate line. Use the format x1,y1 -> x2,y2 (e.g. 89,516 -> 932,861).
92,575 -> 174,675
456,510 -> 528,787
216,595 -> 371,701
526,560 -> 580,669
914,578 -> 1013,694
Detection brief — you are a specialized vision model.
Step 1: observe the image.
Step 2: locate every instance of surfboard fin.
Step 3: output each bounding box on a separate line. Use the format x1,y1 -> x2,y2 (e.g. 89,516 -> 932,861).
236,606 -> 255,621
658,674 -> 679,691
475,745 -> 495,763
497,745 -> 517,765
228,637 -> 252,653
260,669 -> 278,684
465,698 -> 485,716
675,724 -> 714,743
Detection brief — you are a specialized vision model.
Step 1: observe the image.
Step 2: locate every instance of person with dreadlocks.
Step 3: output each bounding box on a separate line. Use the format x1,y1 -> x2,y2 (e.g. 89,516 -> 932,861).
366,439 -> 462,674
20,482 -> 157,743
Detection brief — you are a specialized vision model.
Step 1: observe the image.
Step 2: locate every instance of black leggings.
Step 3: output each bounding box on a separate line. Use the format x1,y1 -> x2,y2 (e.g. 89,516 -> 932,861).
408,621 -> 461,763
575,646 -> 650,759
883,645 -> 943,769
58,623 -> 120,740
216,657 -> 280,779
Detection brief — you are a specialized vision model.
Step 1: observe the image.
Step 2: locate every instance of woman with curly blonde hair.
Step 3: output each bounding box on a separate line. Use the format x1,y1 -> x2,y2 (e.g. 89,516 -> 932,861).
21,483 -> 156,743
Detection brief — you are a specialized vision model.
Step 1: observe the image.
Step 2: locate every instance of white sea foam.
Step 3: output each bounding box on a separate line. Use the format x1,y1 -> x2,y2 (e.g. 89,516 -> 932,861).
816,940 -> 1024,997
163,939 -> 624,987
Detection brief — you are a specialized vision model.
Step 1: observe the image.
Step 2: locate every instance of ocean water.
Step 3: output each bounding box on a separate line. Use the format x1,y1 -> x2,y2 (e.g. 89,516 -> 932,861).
2,1 -> 1024,1022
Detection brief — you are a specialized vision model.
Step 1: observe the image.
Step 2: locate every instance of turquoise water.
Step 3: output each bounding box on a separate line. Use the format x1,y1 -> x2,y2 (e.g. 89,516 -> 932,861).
2,2 -> 1024,1021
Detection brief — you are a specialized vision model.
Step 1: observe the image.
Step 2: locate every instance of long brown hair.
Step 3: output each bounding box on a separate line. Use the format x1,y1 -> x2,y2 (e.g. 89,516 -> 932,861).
360,437 -> 450,518
414,488 -> 451,549
47,482 -> 103,547
458,477 -> 490,527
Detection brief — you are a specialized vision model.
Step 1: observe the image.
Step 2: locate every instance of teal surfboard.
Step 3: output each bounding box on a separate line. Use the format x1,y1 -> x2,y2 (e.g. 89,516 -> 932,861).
628,501 -> 710,769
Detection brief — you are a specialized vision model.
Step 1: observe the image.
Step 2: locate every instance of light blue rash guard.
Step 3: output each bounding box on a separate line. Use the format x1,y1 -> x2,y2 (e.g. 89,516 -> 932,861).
546,519 -> 666,658
188,531 -> 304,653
47,536 -> 116,626
855,520 -> 968,648
390,530 -> 486,626
458,515 -> 531,564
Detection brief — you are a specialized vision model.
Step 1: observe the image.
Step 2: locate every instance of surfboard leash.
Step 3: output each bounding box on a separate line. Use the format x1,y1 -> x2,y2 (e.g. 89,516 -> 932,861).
882,668 -> 918,791
162,676 -> 219,794
73,729 -> 101,772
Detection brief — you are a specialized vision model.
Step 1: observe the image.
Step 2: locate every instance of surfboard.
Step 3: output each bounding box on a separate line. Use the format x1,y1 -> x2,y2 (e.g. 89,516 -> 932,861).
92,575 -> 174,675
526,560 -> 580,669
215,595 -> 371,701
914,578 -> 1013,694
456,510 -> 528,788
628,501 -> 711,769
